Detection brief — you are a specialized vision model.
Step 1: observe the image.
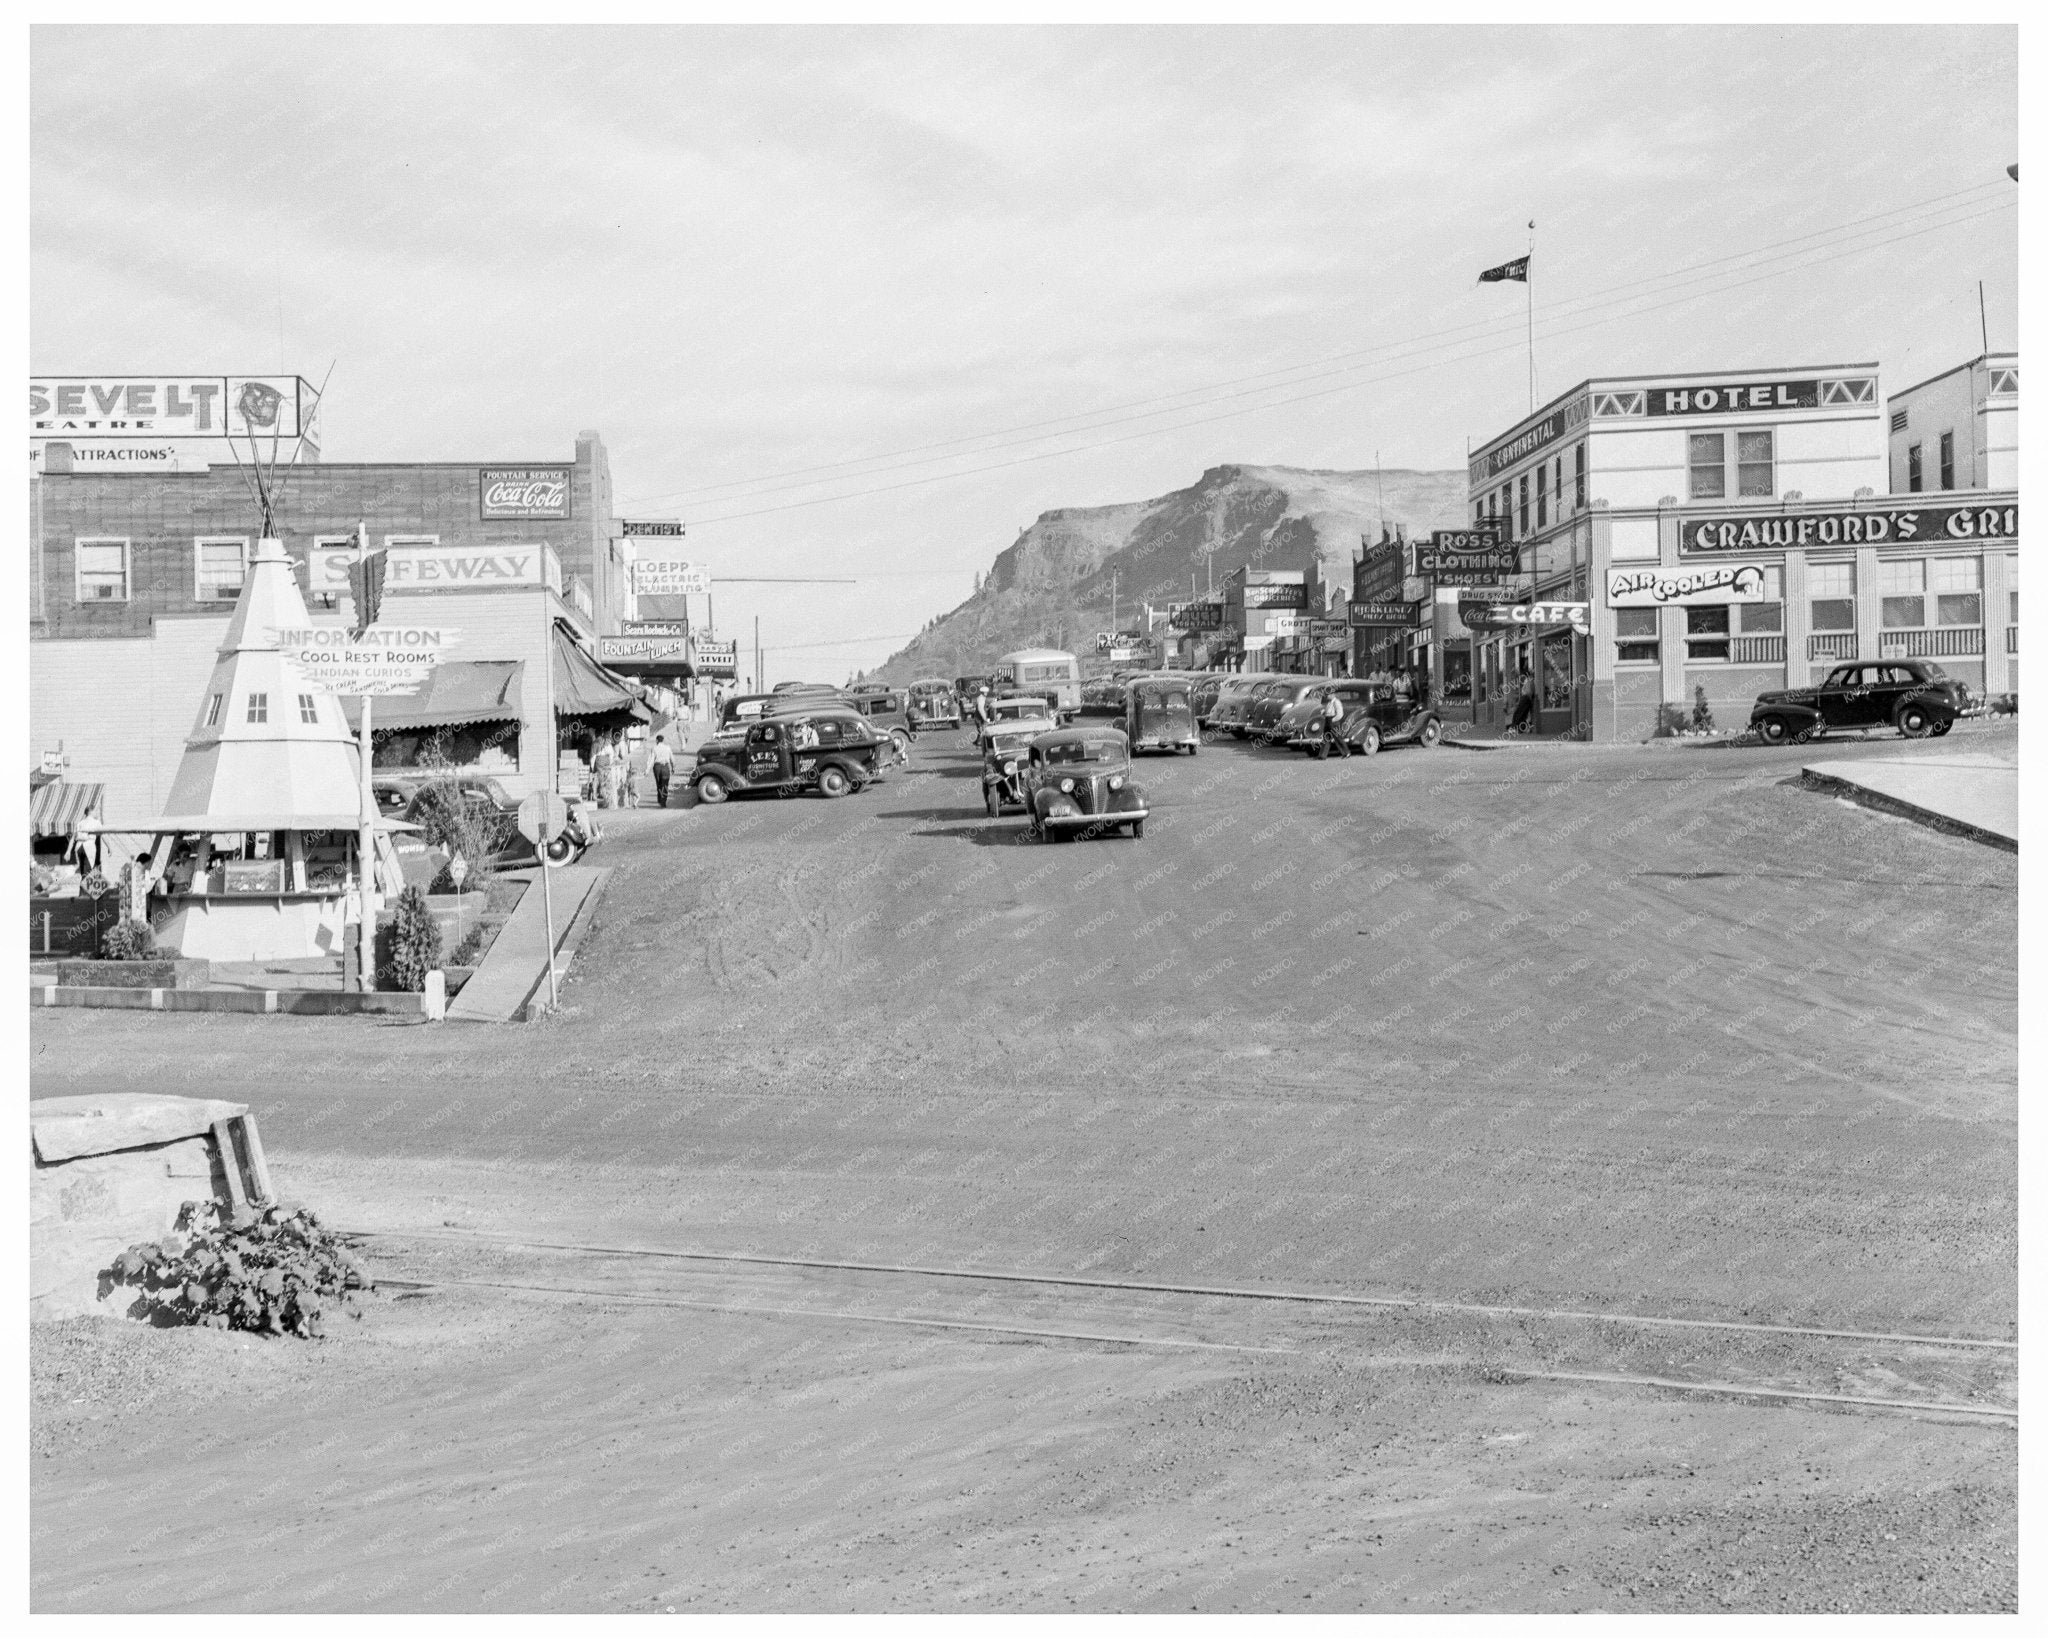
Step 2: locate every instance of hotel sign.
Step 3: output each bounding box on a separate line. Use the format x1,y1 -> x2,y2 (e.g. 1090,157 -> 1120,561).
1607,564 -> 1769,607
1646,380 -> 1818,417
1682,502 -> 2019,554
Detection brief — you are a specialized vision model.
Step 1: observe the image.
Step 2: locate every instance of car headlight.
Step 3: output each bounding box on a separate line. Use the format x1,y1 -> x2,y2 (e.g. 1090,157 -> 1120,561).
1108,774 -> 1124,790
1059,777 -> 1075,793
1003,760 -> 1016,773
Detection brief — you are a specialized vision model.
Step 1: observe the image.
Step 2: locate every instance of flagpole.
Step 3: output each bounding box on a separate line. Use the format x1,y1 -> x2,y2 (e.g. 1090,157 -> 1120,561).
1526,220 -> 1536,414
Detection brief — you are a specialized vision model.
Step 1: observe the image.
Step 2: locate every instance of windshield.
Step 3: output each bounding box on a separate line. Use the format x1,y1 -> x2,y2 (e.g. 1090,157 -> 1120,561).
1136,685 -> 1190,710
995,701 -> 1049,720
1917,662 -> 1949,680
1041,739 -> 1121,766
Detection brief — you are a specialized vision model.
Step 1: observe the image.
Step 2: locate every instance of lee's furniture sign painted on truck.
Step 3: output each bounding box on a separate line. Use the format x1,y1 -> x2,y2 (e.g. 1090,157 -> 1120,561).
479,467 -> 571,520
30,376 -> 313,440
1682,502 -> 2019,554
308,544 -> 562,595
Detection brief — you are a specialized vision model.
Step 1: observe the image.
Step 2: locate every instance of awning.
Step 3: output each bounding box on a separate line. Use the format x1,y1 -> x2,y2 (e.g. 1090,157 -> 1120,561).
82,814 -> 419,835
30,780 -> 104,839
554,627 -> 654,722
342,660 -> 525,732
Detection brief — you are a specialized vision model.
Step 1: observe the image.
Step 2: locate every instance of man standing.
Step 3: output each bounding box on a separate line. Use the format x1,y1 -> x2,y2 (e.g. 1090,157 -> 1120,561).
650,733 -> 675,808
590,734 -> 616,808
1509,666 -> 1536,734
1317,687 -> 1350,758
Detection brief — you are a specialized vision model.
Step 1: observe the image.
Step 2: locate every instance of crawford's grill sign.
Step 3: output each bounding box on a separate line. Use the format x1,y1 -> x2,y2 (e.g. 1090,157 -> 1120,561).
480,467 -> 571,519
1684,503 -> 2019,554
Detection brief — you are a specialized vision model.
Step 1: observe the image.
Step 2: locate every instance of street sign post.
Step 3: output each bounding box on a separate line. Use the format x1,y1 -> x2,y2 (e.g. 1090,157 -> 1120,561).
517,792 -> 570,847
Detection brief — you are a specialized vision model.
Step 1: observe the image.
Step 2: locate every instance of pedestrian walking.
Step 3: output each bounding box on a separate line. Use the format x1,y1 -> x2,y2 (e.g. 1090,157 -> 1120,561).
1317,688 -> 1350,758
1508,666 -> 1536,734
650,733 -> 675,807
591,734 -> 617,808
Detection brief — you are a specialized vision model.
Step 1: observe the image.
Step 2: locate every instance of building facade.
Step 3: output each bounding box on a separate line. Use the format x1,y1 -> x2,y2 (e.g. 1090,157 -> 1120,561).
1455,363 -> 2016,740
1887,352 -> 2019,495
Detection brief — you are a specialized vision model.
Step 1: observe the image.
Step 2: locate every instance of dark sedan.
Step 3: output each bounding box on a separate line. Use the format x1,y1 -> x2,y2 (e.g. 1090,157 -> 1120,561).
1750,659 -> 1972,743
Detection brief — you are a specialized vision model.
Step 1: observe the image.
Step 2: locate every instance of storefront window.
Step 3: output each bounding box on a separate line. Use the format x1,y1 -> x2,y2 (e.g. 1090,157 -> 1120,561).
1688,433 -> 1726,499
1931,557 -> 1981,626
1614,607 -> 1659,663
1442,645 -> 1471,702
1736,430 -> 1775,497
1517,475 -> 1530,537
75,538 -> 130,602
1540,632 -> 1572,708
1684,606 -> 1730,660
1809,561 -> 1855,631
1536,465 -> 1549,530
1880,558 -> 1925,629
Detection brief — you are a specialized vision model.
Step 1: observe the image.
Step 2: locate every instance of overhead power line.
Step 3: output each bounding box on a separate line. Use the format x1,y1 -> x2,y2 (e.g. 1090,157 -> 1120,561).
618,180 -> 2011,513
664,196 -> 2013,528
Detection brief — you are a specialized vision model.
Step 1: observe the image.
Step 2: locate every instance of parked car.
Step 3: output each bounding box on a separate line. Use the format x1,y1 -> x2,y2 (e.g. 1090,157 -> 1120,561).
1749,659 -> 1972,743
1190,675 -> 1228,726
1121,676 -> 1200,754
977,695 -> 1058,749
843,688 -> 916,758
1246,678 -> 1323,744
1021,727 -> 1150,841
689,712 -> 885,803
1329,682 -> 1444,756
1208,672 -> 1283,738
905,678 -> 962,731
980,723 -> 1044,817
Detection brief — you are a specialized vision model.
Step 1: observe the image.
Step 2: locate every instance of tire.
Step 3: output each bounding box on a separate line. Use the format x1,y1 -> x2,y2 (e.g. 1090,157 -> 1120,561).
1930,718 -> 1953,737
694,774 -> 729,805
1130,819 -> 1145,839
1417,717 -> 1442,748
1896,704 -> 1933,739
1230,727 -> 1248,740
1755,715 -> 1789,746
1357,723 -> 1381,757
985,785 -> 1001,819
817,765 -> 853,798
543,835 -> 576,867
1187,743 -> 1198,756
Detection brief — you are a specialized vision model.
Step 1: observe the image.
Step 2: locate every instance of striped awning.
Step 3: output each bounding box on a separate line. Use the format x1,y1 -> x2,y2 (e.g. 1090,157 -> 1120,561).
30,780 -> 104,839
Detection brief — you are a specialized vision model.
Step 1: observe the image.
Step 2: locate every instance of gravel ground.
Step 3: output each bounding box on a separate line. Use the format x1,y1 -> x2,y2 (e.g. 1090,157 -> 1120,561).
31,724 -> 2016,1611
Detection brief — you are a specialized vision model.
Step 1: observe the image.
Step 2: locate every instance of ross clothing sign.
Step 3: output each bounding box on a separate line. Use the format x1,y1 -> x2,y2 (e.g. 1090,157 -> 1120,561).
479,467 -> 571,520
1607,564 -> 1770,607
1682,502 -> 2019,554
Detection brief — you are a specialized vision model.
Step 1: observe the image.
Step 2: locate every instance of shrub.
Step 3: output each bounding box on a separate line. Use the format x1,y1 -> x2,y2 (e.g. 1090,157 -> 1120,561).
105,1200 -> 372,1338
101,918 -> 157,961
1653,702 -> 1688,738
384,884 -> 442,992
450,924 -> 489,965
1691,685 -> 1716,733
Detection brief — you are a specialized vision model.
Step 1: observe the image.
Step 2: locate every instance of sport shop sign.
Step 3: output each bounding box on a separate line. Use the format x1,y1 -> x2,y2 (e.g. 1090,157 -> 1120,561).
479,467 -> 571,520
1607,563 -> 1769,608
308,544 -> 559,595
1682,502 -> 2020,555
272,626 -> 454,697
30,375 -> 311,441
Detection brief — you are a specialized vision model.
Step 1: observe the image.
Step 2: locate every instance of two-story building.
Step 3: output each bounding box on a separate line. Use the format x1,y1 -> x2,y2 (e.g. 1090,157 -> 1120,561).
1888,352 -> 2019,496
1459,362 -> 2018,741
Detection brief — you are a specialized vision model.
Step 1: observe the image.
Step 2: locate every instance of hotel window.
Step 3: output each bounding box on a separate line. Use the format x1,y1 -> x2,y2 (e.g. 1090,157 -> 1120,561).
1535,465 -> 1549,530
205,693 -> 224,727
1809,561 -> 1856,632
1938,431 -> 1955,490
1879,558 -> 1925,629
1573,443 -> 1587,510
1688,433 -> 1726,499
75,538 -> 130,602
246,692 -> 270,724
1684,605 -> 1731,661
195,536 -> 249,601
1736,430 -> 1774,497
1614,607 -> 1659,663
1516,475 -> 1529,537
1906,444 -> 1923,492
1499,483 -> 1511,532
1930,557 -> 1981,626
1738,565 -> 1785,633
298,694 -> 321,725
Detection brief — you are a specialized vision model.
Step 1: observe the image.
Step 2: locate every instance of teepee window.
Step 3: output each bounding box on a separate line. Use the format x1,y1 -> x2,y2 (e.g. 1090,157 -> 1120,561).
195,537 -> 249,601
246,693 -> 269,724
205,693 -> 224,727
298,694 -> 320,724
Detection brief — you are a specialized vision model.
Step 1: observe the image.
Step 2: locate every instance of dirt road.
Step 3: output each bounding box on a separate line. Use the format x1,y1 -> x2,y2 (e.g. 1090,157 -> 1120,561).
31,723 -> 2018,1610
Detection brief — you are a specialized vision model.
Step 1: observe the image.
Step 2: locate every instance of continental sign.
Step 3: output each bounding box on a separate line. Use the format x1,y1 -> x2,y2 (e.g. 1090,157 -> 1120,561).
1471,397 -> 1588,481
1682,502 -> 2018,554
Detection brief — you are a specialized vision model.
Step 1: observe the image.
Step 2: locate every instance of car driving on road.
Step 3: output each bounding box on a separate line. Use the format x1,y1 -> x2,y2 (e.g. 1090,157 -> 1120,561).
1021,727 -> 1150,841
1748,658 -> 1972,743
689,711 -> 885,803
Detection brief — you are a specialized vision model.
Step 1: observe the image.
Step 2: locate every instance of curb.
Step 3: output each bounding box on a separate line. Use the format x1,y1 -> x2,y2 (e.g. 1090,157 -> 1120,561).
28,985 -> 431,1016
1795,769 -> 2017,853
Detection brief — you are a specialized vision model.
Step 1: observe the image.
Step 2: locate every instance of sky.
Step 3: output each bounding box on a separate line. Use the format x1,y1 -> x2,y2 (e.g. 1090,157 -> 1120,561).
32,25 -> 2018,681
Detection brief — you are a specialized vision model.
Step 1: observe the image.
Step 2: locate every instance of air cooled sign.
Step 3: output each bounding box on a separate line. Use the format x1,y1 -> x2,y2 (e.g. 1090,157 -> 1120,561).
480,467 -> 571,520
1683,503 -> 2019,554
1607,564 -> 1769,607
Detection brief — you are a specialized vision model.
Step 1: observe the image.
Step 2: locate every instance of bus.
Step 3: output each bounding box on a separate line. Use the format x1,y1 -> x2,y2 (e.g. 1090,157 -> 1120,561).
996,648 -> 1082,720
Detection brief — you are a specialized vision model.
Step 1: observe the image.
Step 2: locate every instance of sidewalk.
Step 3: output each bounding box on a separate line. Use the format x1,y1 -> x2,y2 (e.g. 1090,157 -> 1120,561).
1798,754 -> 2017,850
446,864 -> 612,1023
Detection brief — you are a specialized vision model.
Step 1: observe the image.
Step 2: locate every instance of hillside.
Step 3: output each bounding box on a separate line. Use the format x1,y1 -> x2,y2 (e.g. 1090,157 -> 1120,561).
866,463 -> 1468,682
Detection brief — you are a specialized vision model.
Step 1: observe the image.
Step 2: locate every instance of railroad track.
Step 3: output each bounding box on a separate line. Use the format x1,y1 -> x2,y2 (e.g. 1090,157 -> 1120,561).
353,1226 -> 2017,1425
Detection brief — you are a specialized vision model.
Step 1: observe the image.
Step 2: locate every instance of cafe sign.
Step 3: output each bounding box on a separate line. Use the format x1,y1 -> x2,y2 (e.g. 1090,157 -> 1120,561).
1682,502 -> 2019,554
1458,599 -> 1591,635
1608,563 -> 1769,607
479,467 -> 571,520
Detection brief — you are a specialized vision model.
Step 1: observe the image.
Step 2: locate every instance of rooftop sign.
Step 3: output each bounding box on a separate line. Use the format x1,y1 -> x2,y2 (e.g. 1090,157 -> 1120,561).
30,376 -> 315,441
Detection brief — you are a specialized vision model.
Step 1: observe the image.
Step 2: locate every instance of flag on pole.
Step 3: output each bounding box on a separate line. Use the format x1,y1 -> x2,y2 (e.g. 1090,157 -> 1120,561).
347,523 -> 388,639
1478,255 -> 1530,284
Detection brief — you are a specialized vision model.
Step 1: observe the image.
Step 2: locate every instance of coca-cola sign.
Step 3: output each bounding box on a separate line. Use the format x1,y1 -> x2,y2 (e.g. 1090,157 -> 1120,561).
479,466 -> 571,520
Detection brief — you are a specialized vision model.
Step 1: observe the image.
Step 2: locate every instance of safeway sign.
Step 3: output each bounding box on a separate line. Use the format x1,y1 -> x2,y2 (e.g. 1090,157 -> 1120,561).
272,626 -> 455,696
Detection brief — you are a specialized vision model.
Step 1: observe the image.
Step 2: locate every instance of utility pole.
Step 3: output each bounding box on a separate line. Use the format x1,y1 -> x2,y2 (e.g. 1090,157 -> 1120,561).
1979,280 -> 1990,354
754,614 -> 761,693
353,520 -> 377,993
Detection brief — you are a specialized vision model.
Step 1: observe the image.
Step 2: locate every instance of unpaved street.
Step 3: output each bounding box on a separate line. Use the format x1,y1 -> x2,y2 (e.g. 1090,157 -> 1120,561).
31,726 -> 2019,1612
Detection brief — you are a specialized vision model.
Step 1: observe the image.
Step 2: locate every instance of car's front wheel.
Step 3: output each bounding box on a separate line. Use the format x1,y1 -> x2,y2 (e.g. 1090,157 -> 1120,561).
985,786 -> 1001,818
817,765 -> 853,798
1755,715 -> 1790,745
1417,717 -> 1442,748
1897,703 -> 1934,739
1130,819 -> 1145,839
1356,723 -> 1381,756
694,774 -> 729,805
